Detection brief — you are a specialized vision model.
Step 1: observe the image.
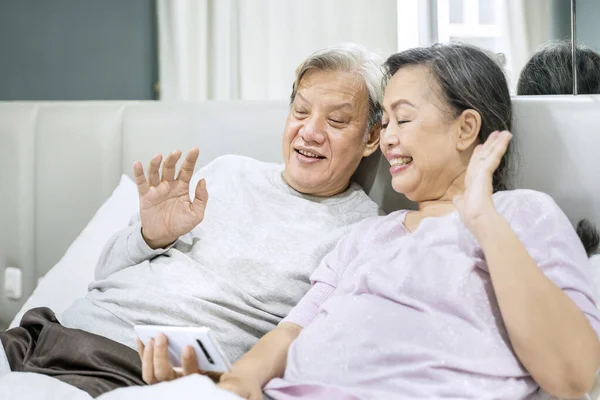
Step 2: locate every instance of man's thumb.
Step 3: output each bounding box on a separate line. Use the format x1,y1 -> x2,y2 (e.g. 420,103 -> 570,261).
192,179 -> 209,217
194,179 -> 209,203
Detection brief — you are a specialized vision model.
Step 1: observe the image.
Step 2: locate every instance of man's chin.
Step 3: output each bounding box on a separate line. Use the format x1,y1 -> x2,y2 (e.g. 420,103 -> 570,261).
283,169 -> 323,193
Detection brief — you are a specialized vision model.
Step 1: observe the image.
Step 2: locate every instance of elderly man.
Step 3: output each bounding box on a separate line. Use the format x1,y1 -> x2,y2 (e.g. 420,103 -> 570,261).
0,43 -> 384,396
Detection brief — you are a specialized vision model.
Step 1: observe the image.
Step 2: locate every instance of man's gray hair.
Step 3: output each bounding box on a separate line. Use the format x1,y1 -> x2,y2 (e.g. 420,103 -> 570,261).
517,40 -> 600,95
290,43 -> 384,141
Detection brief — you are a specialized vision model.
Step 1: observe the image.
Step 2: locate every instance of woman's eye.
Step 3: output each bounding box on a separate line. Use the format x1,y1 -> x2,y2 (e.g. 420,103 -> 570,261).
329,118 -> 345,124
381,122 -> 389,129
397,120 -> 409,125
295,109 -> 308,116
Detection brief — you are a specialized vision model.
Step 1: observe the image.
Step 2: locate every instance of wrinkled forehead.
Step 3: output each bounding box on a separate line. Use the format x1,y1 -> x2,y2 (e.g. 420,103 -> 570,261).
296,69 -> 369,110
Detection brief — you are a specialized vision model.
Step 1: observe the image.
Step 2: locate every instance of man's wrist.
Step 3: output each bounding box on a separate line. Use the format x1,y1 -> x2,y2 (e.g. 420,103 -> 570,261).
141,228 -> 176,250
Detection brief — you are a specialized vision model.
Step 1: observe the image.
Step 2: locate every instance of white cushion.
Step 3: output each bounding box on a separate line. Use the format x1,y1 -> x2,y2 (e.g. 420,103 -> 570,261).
9,175 -> 138,328
590,255 -> 600,303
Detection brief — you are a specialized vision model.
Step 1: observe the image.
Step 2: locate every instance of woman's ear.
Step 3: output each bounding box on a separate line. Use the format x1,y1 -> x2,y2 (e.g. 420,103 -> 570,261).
362,123 -> 381,157
456,109 -> 482,151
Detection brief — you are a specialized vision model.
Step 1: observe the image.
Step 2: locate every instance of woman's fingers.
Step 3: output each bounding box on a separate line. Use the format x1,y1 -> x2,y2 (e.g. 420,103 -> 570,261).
479,131 -> 500,159
473,131 -> 511,171
487,131 -> 512,168
496,131 -> 512,154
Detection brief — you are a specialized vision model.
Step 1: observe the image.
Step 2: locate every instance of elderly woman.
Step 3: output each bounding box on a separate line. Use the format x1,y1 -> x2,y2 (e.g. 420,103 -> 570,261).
138,43 -> 600,400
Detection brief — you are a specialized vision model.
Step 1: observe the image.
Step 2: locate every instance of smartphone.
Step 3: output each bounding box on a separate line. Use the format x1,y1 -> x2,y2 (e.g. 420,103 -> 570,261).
134,325 -> 232,373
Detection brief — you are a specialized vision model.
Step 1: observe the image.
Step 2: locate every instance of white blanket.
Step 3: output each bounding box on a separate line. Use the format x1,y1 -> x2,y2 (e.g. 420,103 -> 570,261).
98,375 -> 242,400
0,373 -> 92,400
0,372 -> 241,400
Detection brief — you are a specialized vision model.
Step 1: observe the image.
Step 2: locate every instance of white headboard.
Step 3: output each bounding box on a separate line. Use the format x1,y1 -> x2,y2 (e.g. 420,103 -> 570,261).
0,96 -> 599,323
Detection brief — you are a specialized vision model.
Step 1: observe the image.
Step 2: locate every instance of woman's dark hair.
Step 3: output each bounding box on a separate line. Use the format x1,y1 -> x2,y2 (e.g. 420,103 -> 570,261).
383,43 -> 512,192
517,41 -> 600,95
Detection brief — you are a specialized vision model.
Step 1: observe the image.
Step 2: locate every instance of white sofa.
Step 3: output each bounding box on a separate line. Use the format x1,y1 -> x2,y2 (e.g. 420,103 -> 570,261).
1,96 -> 600,324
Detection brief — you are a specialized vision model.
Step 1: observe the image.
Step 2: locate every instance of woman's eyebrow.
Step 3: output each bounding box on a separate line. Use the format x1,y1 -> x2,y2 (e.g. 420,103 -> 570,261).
389,98 -> 417,110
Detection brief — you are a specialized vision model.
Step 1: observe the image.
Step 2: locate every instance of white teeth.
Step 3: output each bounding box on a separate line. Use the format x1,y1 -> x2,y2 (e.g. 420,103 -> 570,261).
298,149 -> 321,158
389,157 -> 412,166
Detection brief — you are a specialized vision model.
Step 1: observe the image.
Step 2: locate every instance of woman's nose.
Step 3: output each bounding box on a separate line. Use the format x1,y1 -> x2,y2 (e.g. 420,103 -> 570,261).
381,127 -> 399,149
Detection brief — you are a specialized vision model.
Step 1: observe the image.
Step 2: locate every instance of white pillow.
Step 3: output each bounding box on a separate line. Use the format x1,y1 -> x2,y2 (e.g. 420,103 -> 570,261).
9,175 -> 139,328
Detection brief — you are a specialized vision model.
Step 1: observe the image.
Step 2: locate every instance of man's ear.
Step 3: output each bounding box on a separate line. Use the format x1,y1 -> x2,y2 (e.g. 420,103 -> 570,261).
362,123 -> 381,157
456,109 -> 481,151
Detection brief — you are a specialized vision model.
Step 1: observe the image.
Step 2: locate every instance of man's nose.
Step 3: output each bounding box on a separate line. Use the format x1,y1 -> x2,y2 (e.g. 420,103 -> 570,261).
299,116 -> 326,143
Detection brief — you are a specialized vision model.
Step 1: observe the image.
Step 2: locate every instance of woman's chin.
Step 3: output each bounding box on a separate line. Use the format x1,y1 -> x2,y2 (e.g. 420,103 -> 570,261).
391,179 -> 415,197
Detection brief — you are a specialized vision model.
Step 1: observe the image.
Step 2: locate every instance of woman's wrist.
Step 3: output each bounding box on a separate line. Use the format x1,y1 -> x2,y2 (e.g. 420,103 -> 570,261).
217,372 -> 262,395
468,211 -> 505,245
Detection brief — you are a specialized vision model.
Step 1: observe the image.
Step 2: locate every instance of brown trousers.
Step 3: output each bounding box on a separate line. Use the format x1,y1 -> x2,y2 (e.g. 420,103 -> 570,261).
0,307 -> 145,397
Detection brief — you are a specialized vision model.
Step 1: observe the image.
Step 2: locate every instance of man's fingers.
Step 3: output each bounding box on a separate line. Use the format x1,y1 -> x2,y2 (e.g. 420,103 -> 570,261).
142,338 -> 157,384
136,337 -> 145,360
181,345 -> 199,376
162,150 -> 182,183
177,148 -> 200,184
153,333 -> 176,382
148,154 -> 163,187
133,161 -> 150,196
192,179 -> 209,219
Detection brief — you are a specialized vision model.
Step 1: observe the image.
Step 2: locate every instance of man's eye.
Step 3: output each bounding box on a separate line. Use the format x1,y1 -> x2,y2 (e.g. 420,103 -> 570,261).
397,120 -> 409,125
295,109 -> 308,117
329,118 -> 345,124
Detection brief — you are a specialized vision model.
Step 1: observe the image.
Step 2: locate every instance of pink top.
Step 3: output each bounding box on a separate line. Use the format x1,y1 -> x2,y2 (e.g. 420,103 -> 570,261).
264,190 -> 600,400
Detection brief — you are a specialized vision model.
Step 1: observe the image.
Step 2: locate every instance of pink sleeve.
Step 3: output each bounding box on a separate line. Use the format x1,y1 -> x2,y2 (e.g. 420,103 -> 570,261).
282,218 -> 373,328
282,282 -> 335,328
505,191 -> 600,338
